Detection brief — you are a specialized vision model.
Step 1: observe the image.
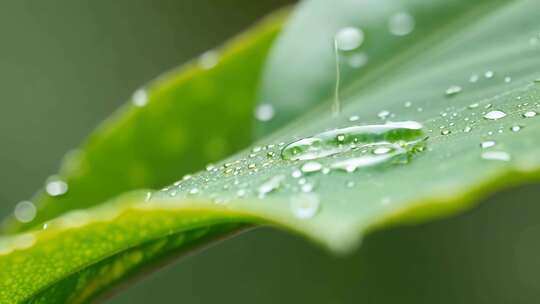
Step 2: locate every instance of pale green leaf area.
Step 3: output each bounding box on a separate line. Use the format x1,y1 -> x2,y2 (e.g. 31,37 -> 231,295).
3,0 -> 540,303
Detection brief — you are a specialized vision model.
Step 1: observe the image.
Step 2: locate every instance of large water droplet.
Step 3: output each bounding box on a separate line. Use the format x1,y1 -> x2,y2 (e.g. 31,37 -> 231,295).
335,27 -> 364,51
290,193 -> 320,219
14,201 -> 36,223
281,121 -> 423,161
388,12 -> 415,36
484,110 -> 506,120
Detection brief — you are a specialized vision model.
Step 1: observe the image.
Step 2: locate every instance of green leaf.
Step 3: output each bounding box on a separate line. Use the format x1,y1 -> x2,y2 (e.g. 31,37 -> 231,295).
2,8 -> 287,234
0,9 -> 287,303
4,0 -> 540,303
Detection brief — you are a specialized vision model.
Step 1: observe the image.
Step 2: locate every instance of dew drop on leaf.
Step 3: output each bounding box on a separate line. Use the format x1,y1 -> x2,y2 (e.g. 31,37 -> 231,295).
301,161 -> 323,173
480,140 -> 496,149
255,104 -> 275,122
290,193 -> 320,220
481,151 -> 510,161
281,121 -> 423,161
132,89 -> 148,107
257,175 -> 285,198
45,177 -> 68,197
388,12 -> 415,36
484,110 -> 507,120
14,201 -> 36,223
348,53 -> 368,68
335,27 -> 364,51
445,85 -> 462,96
523,111 -> 537,118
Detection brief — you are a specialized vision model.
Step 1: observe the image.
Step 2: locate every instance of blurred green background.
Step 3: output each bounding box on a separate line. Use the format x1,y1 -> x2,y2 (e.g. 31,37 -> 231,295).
1,1 -> 540,303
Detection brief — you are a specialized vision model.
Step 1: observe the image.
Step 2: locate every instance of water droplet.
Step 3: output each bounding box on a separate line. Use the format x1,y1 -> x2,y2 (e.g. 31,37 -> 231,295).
440,129 -> 451,135
523,111 -> 537,118
377,110 -> 391,120
45,177 -> 68,197
335,27 -> 364,51
484,70 -> 495,79
404,101 -> 412,108
281,121 -> 423,161
468,103 -> 479,109
445,85 -> 462,96
198,50 -> 219,69
236,189 -> 247,198
247,163 -> 256,170
182,174 -> 192,181
144,192 -> 152,202
132,89 -> 148,107
373,147 -> 392,155
349,115 -> 360,122
301,161 -> 323,173
511,125 -> 522,132
480,140 -> 496,149
290,193 -> 320,220
348,53 -> 369,69
189,188 -> 199,195
258,175 -> 285,198
255,104 -> 275,122
484,110 -> 506,120
388,12 -> 415,36
469,74 -> 479,83
464,126 -> 472,133
481,151 -> 510,161
346,180 -> 355,188
291,169 -> 302,178
301,183 -> 314,193
14,201 -> 36,223
504,76 -> 512,83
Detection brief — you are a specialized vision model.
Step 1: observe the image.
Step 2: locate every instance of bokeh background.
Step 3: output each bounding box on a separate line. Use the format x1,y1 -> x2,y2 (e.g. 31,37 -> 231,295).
2,1 -> 540,303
